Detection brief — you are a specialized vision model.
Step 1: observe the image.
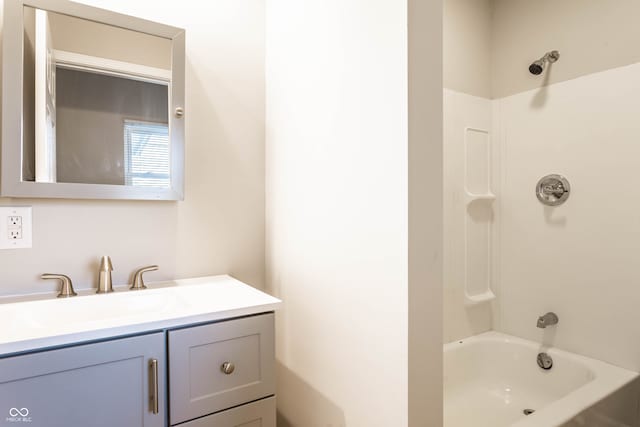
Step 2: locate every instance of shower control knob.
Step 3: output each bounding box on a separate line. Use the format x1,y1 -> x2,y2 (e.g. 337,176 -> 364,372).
536,174 -> 570,206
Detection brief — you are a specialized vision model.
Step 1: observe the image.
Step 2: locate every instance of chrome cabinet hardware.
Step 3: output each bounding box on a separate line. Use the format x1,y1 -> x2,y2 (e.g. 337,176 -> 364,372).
150,358 -> 159,414
41,273 -> 77,298
220,361 -> 235,375
131,265 -> 159,290
149,359 -> 159,414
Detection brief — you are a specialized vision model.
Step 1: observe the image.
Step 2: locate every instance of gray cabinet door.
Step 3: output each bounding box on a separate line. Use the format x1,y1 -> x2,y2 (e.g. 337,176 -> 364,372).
0,332 -> 166,427
169,314 -> 275,425
179,397 -> 275,427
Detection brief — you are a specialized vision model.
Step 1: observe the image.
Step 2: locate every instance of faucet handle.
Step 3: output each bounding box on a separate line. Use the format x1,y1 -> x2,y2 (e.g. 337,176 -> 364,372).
130,265 -> 158,290
42,274 -> 77,298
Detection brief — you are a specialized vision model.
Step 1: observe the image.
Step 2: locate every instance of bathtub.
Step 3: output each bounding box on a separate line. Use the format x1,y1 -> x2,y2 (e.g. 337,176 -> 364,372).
444,332 -> 638,427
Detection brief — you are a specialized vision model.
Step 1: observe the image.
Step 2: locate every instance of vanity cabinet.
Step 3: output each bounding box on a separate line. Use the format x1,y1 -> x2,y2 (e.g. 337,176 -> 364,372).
179,397 -> 276,427
168,313 -> 275,425
0,313 -> 276,427
0,332 -> 165,427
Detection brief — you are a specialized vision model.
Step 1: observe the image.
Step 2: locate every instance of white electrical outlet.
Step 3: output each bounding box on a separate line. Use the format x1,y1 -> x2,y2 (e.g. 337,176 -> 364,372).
0,206 -> 32,249
8,216 -> 21,227
9,229 -> 22,240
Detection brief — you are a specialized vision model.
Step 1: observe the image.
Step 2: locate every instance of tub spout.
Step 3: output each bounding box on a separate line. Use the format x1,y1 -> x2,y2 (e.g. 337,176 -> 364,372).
537,312 -> 559,328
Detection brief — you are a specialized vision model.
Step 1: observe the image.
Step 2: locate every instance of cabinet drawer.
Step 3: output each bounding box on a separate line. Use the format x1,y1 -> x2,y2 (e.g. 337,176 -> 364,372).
179,397 -> 275,427
169,313 -> 275,424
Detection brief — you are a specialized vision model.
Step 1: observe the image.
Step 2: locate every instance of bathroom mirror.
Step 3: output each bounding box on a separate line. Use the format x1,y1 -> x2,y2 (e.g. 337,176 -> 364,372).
1,0 -> 185,200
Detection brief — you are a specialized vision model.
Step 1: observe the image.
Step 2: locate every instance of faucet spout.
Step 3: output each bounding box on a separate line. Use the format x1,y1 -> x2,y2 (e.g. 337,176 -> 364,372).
97,255 -> 114,294
537,312 -> 559,328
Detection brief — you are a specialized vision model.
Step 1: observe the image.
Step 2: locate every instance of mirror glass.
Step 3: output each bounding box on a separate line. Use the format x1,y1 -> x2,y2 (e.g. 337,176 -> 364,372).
20,6 -> 178,192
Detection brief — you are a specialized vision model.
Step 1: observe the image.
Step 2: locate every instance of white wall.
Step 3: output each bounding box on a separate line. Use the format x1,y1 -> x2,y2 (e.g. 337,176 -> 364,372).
266,0 -> 442,425
494,62 -> 640,372
408,0 -> 443,424
445,0 -> 640,99
443,0 -> 492,99
0,0 -> 265,295
492,0 -> 640,98
265,1 -> 407,424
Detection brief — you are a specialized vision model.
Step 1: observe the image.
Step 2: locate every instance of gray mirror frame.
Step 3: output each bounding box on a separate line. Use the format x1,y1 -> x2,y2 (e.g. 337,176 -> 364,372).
1,0 -> 185,200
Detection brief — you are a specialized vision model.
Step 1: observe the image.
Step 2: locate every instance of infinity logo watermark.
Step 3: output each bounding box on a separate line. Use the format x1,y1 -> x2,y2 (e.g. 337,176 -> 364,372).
6,408 -> 31,423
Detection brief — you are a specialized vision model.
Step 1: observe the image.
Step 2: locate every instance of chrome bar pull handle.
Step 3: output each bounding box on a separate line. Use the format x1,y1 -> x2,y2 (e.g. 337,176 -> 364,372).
150,358 -> 159,414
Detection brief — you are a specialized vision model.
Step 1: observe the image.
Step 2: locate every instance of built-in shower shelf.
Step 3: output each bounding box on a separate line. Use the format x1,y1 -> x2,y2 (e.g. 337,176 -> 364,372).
464,290 -> 496,306
465,192 -> 496,204
463,127 -> 494,306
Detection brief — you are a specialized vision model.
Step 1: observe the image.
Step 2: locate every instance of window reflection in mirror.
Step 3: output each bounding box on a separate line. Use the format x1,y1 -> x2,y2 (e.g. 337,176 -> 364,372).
22,6 -> 172,187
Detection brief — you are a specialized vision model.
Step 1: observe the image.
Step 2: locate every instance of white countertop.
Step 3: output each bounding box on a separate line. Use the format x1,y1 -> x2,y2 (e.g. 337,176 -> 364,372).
0,275 -> 281,356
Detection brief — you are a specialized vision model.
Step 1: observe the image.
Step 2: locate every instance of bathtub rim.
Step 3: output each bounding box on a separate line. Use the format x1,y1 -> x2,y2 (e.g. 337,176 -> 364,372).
443,331 -> 638,427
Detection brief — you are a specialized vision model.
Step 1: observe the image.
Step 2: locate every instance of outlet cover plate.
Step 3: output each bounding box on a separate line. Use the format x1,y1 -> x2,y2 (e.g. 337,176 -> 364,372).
0,206 -> 32,249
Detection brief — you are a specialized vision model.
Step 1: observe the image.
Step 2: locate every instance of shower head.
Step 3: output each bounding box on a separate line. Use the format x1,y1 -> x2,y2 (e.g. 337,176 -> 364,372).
529,60 -> 545,75
528,50 -> 560,75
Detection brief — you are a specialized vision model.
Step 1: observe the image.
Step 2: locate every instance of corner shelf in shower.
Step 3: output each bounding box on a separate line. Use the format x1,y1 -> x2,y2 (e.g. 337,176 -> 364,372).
464,289 -> 496,305
463,127 -> 495,306
464,192 -> 496,204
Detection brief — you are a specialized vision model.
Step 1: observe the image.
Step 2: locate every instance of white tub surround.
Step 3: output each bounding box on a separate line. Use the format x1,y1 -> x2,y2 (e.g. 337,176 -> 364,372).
444,332 -> 638,427
0,275 -> 281,355
443,89 -> 495,342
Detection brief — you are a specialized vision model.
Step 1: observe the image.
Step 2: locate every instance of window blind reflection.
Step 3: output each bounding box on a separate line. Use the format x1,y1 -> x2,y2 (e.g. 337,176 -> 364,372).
124,120 -> 170,188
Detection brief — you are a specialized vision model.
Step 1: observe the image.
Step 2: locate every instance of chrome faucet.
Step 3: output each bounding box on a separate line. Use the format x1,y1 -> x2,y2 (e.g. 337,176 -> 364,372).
537,312 -> 559,328
42,273 -> 77,298
97,256 -> 114,293
130,265 -> 159,290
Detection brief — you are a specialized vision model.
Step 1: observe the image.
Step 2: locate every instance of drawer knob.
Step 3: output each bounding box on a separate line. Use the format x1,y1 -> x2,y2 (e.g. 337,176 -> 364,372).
221,361 -> 235,375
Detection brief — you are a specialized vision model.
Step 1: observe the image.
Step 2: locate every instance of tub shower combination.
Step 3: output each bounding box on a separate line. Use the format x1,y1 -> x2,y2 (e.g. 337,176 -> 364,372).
444,48 -> 639,426
444,323 -> 637,427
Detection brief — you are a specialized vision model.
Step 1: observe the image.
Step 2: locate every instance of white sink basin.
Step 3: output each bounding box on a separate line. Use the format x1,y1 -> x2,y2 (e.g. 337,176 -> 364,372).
0,275 -> 281,355
2,290 -> 182,330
